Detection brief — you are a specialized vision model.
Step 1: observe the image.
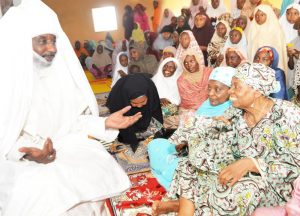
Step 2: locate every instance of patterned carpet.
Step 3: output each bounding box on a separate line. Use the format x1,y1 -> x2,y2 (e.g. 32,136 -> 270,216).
106,172 -> 166,216
108,140 -> 151,175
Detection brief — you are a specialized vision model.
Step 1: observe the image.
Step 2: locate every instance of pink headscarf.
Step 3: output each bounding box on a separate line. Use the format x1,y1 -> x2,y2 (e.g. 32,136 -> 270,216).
175,30 -> 204,66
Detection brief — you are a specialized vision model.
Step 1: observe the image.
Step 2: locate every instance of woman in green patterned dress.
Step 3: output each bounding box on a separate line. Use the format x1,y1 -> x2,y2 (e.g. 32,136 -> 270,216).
159,63 -> 300,216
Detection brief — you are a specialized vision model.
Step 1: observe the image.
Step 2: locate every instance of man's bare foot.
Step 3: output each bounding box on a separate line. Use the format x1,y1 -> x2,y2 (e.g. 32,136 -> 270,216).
152,200 -> 179,216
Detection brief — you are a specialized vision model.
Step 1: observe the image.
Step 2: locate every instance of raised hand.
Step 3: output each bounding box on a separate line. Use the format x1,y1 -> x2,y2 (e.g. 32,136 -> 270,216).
105,106 -> 142,129
19,138 -> 56,164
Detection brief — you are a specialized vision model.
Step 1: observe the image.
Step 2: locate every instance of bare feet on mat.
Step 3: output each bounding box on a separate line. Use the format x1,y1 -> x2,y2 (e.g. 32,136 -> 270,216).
152,200 -> 179,216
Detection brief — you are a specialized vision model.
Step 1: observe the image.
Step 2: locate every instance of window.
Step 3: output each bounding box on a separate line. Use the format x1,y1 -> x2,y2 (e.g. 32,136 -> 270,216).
92,6 -> 117,32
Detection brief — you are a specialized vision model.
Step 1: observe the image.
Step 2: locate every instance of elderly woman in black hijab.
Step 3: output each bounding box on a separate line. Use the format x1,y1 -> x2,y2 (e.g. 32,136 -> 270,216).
106,74 -> 163,151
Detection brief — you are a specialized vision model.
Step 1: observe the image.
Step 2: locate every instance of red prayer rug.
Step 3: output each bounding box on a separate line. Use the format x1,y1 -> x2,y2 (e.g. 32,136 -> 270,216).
106,172 -> 166,216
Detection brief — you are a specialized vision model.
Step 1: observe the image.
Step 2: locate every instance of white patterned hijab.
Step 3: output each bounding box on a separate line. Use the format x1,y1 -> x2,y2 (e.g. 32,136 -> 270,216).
234,62 -> 280,96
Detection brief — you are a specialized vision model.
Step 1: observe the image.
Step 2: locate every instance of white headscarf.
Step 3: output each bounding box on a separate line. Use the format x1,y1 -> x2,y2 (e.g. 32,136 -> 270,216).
222,27 -> 248,57
230,0 -> 242,18
158,8 -> 174,32
280,3 -> 300,43
111,52 -> 129,88
189,0 -> 208,16
189,0 -> 209,28
247,4 -> 288,76
0,0 -> 98,160
152,57 -> 182,105
112,39 -> 129,68
206,0 -> 227,19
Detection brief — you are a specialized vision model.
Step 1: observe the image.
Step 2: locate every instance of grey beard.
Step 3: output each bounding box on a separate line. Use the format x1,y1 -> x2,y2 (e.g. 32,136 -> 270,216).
33,51 -> 52,69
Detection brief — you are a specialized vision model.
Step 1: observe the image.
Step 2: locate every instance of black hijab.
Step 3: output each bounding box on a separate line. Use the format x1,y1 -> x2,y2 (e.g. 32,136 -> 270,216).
106,74 -> 163,151
192,13 -> 215,66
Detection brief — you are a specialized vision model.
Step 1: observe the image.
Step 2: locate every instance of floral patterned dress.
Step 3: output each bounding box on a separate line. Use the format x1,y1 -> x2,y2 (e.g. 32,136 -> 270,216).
166,99 -> 300,216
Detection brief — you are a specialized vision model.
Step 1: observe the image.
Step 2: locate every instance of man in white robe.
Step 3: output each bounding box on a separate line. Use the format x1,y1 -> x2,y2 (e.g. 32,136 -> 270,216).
0,0 -> 142,215
0,0 -> 13,18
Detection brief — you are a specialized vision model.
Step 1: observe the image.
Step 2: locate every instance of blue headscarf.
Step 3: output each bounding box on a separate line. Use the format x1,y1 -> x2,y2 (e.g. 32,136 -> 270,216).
255,46 -> 279,70
196,67 -> 236,117
281,0 -> 297,16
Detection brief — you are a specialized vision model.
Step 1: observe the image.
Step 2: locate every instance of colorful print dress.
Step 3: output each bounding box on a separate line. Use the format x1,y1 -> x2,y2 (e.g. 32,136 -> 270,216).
166,99 -> 300,215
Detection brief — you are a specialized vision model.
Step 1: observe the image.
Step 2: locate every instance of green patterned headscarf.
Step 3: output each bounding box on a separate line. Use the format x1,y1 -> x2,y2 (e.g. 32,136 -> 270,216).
234,63 -> 280,96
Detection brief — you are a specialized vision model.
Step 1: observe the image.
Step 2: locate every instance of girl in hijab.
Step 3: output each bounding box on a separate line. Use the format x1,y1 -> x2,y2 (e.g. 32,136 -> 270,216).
175,30 -> 204,65
149,67 -> 236,215
158,8 -> 175,32
219,46 -> 247,68
189,0 -> 208,17
188,0 -> 209,28
154,57 -> 181,95
175,15 -> 191,36
207,20 -> 230,67
206,0 -> 227,24
192,12 -> 215,66
128,41 -> 158,77
254,46 -> 289,100
231,0 -> 246,18
107,74 -> 163,152
152,58 -> 182,106
247,4 -> 288,75
112,39 -> 129,68
123,5 -> 134,40
281,0 -> 300,16
90,43 -> 112,79
223,27 -> 248,57
133,4 -> 150,32
162,46 -> 177,60
111,52 -> 129,88
280,3 -> 300,43
152,57 -> 183,128
172,31 -> 180,48
177,49 -> 212,111
235,15 -> 250,36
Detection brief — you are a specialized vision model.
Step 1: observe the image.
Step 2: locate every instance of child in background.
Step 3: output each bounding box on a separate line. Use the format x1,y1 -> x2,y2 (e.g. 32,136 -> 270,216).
254,46 -> 289,100
111,52 -> 129,88
217,27 -> 247,64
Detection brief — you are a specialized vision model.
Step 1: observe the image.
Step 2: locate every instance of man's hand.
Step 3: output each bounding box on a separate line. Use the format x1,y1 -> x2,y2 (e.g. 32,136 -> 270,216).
19,138 -> 56,164
218,158 -> 258,187
105,106 -> 142,129
118,70 -> 127,77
